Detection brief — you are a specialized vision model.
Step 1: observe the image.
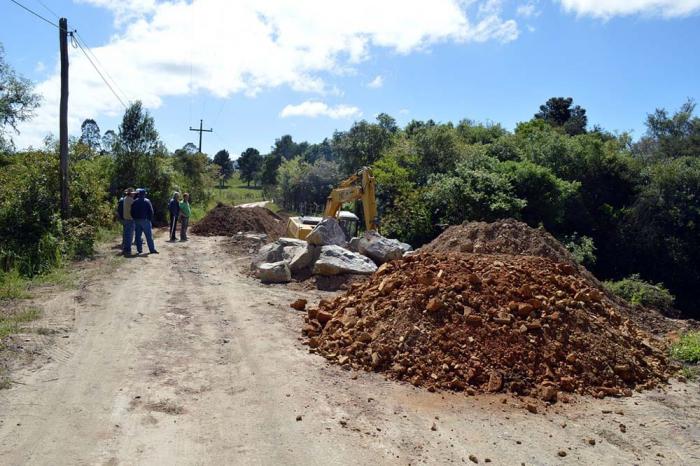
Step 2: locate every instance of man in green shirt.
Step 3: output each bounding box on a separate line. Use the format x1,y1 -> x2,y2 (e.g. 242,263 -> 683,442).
179,193 -> 192,241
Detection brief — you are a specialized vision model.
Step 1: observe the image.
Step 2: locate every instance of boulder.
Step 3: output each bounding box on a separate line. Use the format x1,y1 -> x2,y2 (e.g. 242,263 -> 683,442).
306,218 -> 347,247
251,237 -> 315,273
357,230 -> 408,264
348,236 -> 361,252
256,261 -> 291,283
313,245 -> 378,276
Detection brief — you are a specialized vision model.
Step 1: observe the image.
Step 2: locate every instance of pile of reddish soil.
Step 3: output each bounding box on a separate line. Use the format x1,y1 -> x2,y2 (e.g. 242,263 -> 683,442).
302,253 -> 674,401
192,204 -> 286,238
422,219 -> 576,265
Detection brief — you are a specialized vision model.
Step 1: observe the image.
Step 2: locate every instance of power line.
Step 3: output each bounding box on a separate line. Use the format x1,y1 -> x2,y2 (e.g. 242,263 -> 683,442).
34,0 -> 58,19
74,38 -> 128,109
74,32 -> 131,104
8,0 -> 59,29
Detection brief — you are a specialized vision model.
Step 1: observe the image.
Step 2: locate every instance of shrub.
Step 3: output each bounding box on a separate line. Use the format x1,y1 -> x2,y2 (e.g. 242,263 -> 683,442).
670,332 -> 700,363
604,274 -> 675,312
563,234 -> 597,269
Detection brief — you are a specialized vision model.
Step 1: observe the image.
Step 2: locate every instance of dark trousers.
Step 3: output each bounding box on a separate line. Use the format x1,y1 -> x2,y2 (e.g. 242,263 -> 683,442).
169,212 -> 179,240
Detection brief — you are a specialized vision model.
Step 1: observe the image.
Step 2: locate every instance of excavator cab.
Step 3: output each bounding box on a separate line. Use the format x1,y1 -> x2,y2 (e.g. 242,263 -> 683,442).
337,211 -> 359,239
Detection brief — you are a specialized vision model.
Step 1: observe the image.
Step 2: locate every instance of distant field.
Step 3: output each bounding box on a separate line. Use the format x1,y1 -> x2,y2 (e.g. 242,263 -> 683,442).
191,173 -> 268,220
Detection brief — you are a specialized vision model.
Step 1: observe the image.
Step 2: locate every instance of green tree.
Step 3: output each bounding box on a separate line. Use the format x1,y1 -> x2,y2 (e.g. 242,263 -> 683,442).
535,97 -> 588,136
79,119 -> 101,152
636,100 -> 700,160
101,130 -> 117,155
238,147 -> 263,186
0,43 -> 41,151
212,149 -> 234,180
332,116 -> 395,174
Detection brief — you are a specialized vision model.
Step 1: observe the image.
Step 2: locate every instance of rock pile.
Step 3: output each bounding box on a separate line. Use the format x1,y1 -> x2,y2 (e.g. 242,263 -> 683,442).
302,253 -> 673,400
192,203 -> 286,238
422,219 -> 576,266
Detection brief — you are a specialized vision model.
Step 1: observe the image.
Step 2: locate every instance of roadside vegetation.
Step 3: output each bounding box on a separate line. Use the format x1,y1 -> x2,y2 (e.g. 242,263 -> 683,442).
671,332 -> 700,364
604,275 -> 675,313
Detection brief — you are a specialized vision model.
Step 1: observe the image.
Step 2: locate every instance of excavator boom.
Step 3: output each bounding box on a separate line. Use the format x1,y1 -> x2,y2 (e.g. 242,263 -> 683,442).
323,167 -> 378,231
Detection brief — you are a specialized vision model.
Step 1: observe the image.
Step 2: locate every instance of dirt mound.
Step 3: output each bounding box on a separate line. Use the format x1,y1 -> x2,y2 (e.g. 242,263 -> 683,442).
192,203 -> 286,238
302,253 -> 673,401
422,219 -> 576,265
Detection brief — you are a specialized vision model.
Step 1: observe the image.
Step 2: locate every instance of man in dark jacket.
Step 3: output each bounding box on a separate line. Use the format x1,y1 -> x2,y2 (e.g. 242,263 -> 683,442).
130,189 -> 158,254
168,192 -> 180,241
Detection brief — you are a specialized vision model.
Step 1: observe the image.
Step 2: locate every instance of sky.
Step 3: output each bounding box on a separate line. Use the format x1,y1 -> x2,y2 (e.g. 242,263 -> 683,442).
2,0 -> 700,157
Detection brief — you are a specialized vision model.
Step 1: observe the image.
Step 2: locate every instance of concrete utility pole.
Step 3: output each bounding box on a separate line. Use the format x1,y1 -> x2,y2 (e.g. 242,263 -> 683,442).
189,119 -> 213,154
59,17 -> 70,218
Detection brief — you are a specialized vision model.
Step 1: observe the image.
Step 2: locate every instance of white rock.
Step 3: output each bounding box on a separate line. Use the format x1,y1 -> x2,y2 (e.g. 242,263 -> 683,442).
306,218 -> 347,247
357,230 -> 407,264
256,261 -> 291,283
313,245 -> 377,276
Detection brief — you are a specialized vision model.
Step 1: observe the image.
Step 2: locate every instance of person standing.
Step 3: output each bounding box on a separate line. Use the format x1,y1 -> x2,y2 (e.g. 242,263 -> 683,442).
120,188 -> 136,255
168,192 -> 180,242
131,189 -> 158,255
179,193 -> 192,241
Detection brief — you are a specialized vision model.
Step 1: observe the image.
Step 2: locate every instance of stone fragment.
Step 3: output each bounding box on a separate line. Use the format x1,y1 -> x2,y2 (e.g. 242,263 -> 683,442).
313,245 -> 378,276
256,261 -> 291,283
306,217 -> 347,247
290,299 -> 307,311
357,230 -> 408,264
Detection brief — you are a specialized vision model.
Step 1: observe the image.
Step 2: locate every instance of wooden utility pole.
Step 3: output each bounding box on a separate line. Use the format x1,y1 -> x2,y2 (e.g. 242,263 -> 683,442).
59,17 -> 70,218
189,119 -> 213,154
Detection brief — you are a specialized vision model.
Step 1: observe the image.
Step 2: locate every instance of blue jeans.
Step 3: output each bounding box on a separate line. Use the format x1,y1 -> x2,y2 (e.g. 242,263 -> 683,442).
134,219 -> 156,253
121,219 -> 135,254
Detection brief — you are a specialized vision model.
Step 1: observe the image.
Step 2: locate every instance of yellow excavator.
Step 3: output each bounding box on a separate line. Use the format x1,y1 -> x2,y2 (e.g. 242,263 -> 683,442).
285,166 -> 378,241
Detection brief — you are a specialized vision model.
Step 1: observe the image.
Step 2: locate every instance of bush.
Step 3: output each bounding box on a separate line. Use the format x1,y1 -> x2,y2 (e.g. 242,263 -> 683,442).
603,274 -> 675,312
670,332 -> 700,363
563,234 -> 597,269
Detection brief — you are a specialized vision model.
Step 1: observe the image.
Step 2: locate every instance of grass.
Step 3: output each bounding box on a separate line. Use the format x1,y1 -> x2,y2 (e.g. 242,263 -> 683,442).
670,331 -> 700,363
0,307 -> 42,340
680,366 -> 699,381
0,269 -> 30,300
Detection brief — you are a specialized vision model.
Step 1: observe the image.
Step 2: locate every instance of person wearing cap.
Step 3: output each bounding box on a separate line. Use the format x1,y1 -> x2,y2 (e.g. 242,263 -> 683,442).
117,188 -> 136,256
179,193 -> 192,241
130,189 -> 158,255
168,192 -> 180,242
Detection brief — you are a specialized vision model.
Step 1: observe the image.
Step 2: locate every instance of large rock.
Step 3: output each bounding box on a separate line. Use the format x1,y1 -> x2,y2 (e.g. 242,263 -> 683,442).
357,230 -> 410,265
256,261 -> 291,283
313,245 -> 378,276
306,218 -> 347,247
251,237 -> 315,273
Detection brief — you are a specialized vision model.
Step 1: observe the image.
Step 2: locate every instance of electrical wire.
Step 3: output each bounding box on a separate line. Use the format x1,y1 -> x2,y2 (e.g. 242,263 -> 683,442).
34,0 -> 58,19
74,38 -> 128,109
8,0 -> 59,29
74,32 -> 131,104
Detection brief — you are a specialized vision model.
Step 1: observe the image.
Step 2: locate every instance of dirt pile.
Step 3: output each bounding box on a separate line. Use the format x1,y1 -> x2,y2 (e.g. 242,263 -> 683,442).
192,203 -> 286,238
422,219 -> 576,265
302,253 -> 673,400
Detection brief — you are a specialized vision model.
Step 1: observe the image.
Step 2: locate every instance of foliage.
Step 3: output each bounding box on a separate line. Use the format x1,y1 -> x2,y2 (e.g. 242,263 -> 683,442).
80,119 -> 101,152
0,43 -> 41,149
637,100 -> 700,160
423,160 -> 525,227
669,332 -> 700,363
332,116 -> 395,174
534,97 -> 588,136
563,233 -> 597,269
275,157 -> 341,212
212,149 -> 234,180
238,147 -> 263,186
173,146 -> 212,206
604,274 -> 675,312
0,269 -> 29,299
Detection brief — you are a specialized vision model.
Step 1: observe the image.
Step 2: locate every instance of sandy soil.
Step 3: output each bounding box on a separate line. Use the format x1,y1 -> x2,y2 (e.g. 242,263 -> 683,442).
0,234 -> 699,465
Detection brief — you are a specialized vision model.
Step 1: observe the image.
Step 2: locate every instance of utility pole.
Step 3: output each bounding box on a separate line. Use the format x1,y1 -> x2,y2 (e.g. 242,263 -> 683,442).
59,17 -> 70,218
189,119 -> 213,154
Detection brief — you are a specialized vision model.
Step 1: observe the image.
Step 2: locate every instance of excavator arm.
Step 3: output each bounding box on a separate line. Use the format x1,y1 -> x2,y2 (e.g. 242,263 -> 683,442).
323,167 -> 378,231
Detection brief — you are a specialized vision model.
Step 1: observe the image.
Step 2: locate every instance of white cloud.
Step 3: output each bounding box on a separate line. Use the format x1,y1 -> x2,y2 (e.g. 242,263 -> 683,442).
16,0 -> 520,147
517,2 -> 540,18
557,0 -> 700,18
34,61 -> 46,73
280,101 -> 361,119
368,75 -> 384,88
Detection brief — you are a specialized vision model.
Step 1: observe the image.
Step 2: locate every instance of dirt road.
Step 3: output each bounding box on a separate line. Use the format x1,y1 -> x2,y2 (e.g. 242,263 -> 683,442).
1,235 -> 699,465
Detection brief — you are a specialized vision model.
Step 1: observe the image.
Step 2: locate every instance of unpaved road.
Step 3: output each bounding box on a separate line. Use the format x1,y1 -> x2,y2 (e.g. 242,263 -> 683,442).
1,235 -> 699,465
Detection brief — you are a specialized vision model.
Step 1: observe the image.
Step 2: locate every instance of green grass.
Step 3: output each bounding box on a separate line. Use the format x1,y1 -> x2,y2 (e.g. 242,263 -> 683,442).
0,270 -> 30,300
680,366 -> 699,381
0,307 -> 42,340
670,331 -> 700,363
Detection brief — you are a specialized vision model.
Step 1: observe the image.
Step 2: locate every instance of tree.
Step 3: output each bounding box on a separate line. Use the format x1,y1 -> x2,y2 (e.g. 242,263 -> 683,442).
182,142 -> 198,155
101,130 -> 117,155
238,147 -> 263,186
213,149 -> 234,180
636,100 -> 700,160
0,43 -> 41,150
331,116 -> 395,174
377,113 -> 398,133
79,119 -> 101,151
535,97 -> 588,136
115,101 -> 159,156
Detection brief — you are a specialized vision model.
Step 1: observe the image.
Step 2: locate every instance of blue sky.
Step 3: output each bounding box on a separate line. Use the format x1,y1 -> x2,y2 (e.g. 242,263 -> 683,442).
2,0 -> 700,157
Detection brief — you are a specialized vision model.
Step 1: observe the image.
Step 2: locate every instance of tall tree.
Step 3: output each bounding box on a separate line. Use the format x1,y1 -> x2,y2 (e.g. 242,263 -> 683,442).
238,147 -> 263,186
101,130 -> 117,155
637,100 -> 700,159
79,119 -> 101,151
116,101 -> 159,156
535,97 -> 588,136
213,149 -> 234,179
0,43 -> 41,150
